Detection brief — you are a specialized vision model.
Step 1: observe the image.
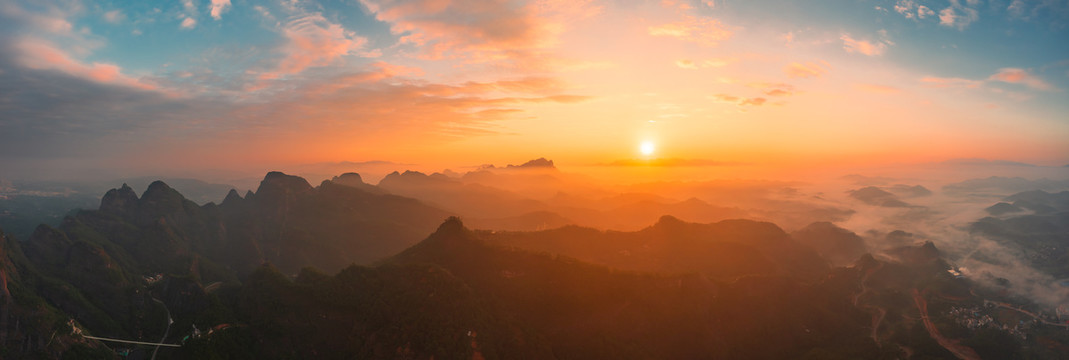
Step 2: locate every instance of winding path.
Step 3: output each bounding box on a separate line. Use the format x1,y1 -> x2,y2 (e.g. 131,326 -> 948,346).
151,298 -> 174,360
911,289 -> 981,360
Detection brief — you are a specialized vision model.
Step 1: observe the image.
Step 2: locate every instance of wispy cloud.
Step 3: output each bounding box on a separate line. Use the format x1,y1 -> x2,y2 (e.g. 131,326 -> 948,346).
784,62 -> 828,78
988,68 -> 1054,91
841,33 -> 891,56
920,76 -> 983,88
180,17 -> 197,29
674,58 -> 732,69
103,10 -> 125,24
256,13 -> 368,82
895,0 -> 935,20
922,68 -> 1055,91
939,0 -> 980,30
748,82 -> 795,97
13,38 -> 155,90
710,93 -> 766,107
648,15 -> 732,46
359,0 -> 600,63
210,0 -> 232,20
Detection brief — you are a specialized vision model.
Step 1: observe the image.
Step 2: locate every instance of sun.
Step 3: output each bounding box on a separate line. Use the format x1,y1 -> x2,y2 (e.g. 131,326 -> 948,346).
640,141 -> 655,156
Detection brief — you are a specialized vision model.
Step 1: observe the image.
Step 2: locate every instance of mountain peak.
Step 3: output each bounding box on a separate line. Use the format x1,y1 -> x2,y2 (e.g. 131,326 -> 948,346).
100,182 -> 139,214
136,180 -> 192,218
506,157 -> 556,169
221,189 -> 243,206
331,172 -> 365,186
143,180 -> 177,197
435,216 -> 467,235
655,214 -> 685,227
256,172 -> 312,195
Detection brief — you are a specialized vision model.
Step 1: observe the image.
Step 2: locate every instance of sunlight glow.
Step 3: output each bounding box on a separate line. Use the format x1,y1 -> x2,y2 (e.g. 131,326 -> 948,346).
640,141 -> 655,156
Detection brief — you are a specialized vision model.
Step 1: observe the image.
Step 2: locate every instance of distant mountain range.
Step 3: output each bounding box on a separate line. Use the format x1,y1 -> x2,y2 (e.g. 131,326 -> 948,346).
0,172 -> 1067,358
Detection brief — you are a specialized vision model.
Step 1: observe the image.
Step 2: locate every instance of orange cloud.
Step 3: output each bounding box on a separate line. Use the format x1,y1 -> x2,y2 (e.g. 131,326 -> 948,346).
258,14 -> 368,81
710,94 -> 765,107
0,2 -> 73,34
210,0 -> 231,20
14,38 -> 155,90
988,68 -> 1053,91
784,62 -> 827,78
920,76 -> 982,88
359,0 -> 599,63
747,82 -> 795,96
841,34 -> 889,56
235,70 -> 592,144
675,58 -> 732,69
648,15 -> 732,46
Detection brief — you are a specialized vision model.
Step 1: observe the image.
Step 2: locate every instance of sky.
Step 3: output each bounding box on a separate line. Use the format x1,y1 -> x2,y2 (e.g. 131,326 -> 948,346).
0,0 -> 1067,181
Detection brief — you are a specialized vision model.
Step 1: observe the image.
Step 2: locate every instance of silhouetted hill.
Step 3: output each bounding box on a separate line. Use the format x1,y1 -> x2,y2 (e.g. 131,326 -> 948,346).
484,216 -> 829,280
970,190 -> 1069,277
329,172 -> 385,194
792,222 -> 868,266
887,184 -> 933,198
466,210 -> 575,231
849,186 -> 911,207
381,218 -> 884,359
5,183 -> 1068,358
26,172 -> 453,279
379,170 -> 546,218
984,202 -> 1024,216
505,157 -> 556,169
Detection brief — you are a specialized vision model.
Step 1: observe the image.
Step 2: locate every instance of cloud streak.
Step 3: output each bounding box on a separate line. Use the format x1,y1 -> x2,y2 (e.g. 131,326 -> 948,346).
922,68 -> 1056,91
255,13 -> 369,82
988,68 -> 1054,91
784,62 -> 828,78
841,34 -> 891,56
12,38 -> 155,90
359,0 -> 599,63
648,15 -> 732,46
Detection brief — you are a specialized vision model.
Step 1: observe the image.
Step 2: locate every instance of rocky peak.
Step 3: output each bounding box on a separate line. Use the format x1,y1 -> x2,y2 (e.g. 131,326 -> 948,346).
653,215 -> 685,228
253,172 -> 313,208
139,181 -> 187,213
506,157 -> 556,169
221,189 -> 243,207
331,172 -> 365,187
257,172 -> 313,194
435,216 -> 466,235
100,183 -> 139,215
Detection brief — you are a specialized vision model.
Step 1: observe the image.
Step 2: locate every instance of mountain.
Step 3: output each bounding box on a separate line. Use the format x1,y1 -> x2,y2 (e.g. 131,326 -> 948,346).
4,179 -> 1069,358
0,229 -> 133,358
383,217 -> 883,359
465,210 -> 575,231
29,171 -> 452,278
378,170 -> 547,218
329,172 -> 385,194
970,190 -> 1069,277
791,222 -> 868,266
484,215 -> 829,280
848,186 -> 911,207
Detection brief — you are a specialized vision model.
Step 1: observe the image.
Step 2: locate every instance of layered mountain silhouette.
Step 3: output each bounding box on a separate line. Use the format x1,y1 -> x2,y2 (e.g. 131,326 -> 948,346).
485,215 -> 829,280
0,175 -> 1064,359
971,190 -> 1069,277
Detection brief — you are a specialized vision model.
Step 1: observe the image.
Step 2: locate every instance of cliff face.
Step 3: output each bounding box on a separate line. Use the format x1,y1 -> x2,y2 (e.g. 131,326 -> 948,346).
0,230 -> 114,358
29,171 -> 453,279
